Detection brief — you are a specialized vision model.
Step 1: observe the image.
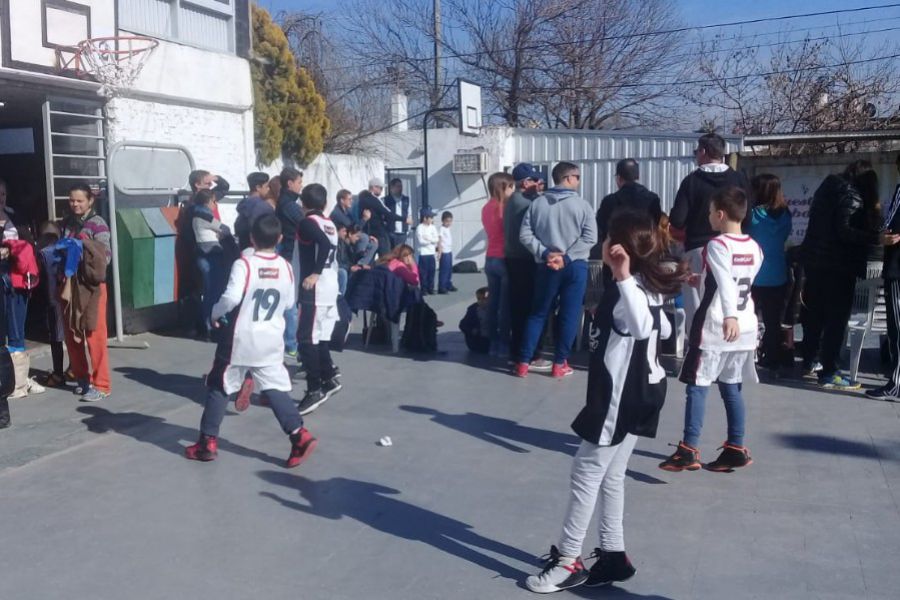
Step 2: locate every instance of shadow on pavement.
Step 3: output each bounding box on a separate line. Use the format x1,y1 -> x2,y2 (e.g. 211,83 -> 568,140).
257,471 -> 532,580
400,405 -> 579,455
773,432 -> 895,460
115,367 -> 204,405
77,406 -> 283,467
569,585 -> 676,599
399,406 -> 667,484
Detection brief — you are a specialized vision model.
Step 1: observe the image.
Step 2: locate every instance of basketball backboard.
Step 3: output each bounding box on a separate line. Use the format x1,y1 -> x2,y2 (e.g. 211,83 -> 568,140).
458,79 -> 482,136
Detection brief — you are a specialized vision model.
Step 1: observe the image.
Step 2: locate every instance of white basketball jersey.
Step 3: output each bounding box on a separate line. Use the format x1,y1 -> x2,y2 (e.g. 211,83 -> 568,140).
229,252 -> 295,366
304,214 -> 339,306
693,234 -> 763,352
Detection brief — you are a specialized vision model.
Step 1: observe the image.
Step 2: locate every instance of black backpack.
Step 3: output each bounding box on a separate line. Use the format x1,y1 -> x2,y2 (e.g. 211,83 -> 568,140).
0,347 -> 14,397
401,302 -> 438,353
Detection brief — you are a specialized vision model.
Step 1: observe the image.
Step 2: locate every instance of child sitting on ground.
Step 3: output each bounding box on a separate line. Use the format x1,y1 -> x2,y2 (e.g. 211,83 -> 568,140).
184,214 -> 317,468
459,287 -> 491,353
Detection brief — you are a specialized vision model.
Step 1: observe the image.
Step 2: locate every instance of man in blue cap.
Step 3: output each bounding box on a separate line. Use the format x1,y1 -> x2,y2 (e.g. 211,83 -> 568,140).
504,163 -> 552,372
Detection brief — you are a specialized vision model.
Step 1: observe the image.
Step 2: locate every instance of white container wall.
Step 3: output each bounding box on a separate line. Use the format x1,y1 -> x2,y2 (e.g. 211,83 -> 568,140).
512,129 -> 743,213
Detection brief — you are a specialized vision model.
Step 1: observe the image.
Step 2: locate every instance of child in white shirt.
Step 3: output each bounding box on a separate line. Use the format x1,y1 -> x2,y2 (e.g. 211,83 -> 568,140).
416,210 -> 439,294
438,210 -> 456,293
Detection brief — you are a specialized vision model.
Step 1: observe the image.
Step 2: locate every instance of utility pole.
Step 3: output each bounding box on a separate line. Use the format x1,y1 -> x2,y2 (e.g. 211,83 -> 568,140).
433,0 -> 442,112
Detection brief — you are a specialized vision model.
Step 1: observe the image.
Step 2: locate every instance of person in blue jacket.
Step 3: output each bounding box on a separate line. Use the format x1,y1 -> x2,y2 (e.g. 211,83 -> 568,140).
748,173 -> 792,370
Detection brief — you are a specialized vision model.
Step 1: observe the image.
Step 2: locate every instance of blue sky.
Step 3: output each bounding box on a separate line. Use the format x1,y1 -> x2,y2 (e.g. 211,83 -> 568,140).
257,0 -> 900,40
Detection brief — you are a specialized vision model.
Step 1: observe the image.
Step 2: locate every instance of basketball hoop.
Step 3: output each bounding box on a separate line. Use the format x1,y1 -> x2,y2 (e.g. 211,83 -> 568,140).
73,36 -> 159,98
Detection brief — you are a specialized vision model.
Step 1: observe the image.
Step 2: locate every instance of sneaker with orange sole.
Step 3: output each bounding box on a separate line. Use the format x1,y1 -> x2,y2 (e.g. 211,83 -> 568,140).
185,434 -> 218,462
513,363 -> 529,378
658,442 -> 701,472
705,442 -> 753,472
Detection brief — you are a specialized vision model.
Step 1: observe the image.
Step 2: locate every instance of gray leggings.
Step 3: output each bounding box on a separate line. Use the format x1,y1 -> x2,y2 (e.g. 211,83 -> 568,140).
200,388 -> 302,438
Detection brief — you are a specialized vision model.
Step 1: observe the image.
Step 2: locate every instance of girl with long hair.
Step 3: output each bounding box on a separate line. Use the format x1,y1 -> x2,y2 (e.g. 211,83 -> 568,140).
525,211 -> 687,594
482,171 -> 515,357
749,173 -> 792,370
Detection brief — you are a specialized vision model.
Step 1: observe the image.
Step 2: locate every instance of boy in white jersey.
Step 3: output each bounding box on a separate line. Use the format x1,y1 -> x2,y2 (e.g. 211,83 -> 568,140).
184,214 -> 317,468
295,184 -> 342,416
660,186 -> 762,473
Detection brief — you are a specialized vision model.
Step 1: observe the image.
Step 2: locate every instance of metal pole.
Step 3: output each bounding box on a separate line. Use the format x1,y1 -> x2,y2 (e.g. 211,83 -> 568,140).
433,0 -> 441,110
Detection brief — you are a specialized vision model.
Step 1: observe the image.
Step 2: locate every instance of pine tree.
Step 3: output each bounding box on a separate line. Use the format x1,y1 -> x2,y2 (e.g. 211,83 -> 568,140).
251,6 -> 329,165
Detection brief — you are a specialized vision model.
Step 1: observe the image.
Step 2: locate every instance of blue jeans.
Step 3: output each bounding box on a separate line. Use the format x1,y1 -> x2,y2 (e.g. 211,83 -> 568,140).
196,251 -> 225,331
284,304 -> 299,353
5,288 -> 28,352
484,257 -> 510,353
683,383 -> 746,447
418,254 -> 436,292
439,252 -> 453,291
338,268 -> 348,296
519,260 -> 587,364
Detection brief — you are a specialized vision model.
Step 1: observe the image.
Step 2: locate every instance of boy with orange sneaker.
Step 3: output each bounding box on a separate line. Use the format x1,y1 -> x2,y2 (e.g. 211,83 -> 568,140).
184,214 -> 316,468
660,186 -> 761,473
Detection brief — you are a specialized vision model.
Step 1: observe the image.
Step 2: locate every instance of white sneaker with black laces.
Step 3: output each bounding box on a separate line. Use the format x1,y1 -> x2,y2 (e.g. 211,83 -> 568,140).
525,545 -> 588,594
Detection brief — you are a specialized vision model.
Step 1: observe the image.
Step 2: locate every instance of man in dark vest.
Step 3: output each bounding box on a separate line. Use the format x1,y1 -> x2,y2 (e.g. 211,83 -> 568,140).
384,178 -> 411,248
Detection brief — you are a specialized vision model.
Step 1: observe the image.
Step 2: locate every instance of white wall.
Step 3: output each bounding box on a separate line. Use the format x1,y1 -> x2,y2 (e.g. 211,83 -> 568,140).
111,97 -> 254,189
374,127 -> 514,267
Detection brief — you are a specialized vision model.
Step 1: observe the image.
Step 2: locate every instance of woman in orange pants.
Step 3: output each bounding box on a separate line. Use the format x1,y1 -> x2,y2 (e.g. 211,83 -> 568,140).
60,183 -> 111,402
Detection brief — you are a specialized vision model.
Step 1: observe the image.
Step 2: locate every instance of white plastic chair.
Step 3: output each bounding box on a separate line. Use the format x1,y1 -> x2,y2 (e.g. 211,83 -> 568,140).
363,311 -> 401,354
847,268 -> 887,382
662,298 -> 686,358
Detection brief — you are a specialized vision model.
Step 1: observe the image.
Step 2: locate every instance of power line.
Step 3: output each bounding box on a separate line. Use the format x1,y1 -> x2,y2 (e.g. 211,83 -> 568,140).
299,5 -> 900,74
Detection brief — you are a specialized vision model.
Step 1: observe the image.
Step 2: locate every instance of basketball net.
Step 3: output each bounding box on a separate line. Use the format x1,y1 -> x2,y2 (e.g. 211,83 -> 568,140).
74,37 -> 158,140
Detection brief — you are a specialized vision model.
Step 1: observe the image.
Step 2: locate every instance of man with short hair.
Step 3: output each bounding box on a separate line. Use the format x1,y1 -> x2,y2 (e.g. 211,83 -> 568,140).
504,163 -> 551,372
515,161 -> 597,379
275,167 -> 304,358
330,189 -> 356,230
235,172 -> 274,250
189,169 -> 230,200
385,178 -> 412,248
669,133 -> 750,330
595,158 -> 661,244
358,177 -> 410,257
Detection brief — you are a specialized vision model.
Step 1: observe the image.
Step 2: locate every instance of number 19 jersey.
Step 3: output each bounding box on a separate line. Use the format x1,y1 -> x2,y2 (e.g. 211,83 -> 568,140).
227,252 -> 296,366
691,234 -> 763,352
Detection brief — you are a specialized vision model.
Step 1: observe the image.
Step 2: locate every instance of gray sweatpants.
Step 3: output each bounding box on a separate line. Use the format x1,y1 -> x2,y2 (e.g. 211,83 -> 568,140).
200,388 -> 302,438
558,434 -> 637,557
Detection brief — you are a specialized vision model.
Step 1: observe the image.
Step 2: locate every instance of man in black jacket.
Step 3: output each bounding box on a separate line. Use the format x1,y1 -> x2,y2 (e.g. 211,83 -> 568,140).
801,161 -> 898,390
358,177 -> 409,257
275,167 -> 304,262
384,178 -> 411,248
669,133 -> 750,330
869,154 -> 900,400
593,159 -> 662,264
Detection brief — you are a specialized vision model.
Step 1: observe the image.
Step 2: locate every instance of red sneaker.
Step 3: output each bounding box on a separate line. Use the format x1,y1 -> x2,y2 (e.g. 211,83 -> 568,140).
235,376 -> 253,412
551,361 -> 574,378
513,362 -> 529,378
185,435 -> 218,462
286,428 -> 318,469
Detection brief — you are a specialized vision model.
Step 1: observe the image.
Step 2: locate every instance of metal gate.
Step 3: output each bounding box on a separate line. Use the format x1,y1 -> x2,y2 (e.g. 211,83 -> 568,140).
42,98 -> 106,220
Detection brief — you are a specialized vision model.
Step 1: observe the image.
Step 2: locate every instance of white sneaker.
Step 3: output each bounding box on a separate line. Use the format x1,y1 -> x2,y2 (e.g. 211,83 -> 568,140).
26,378 -> 46,395
525,546 -> 588,594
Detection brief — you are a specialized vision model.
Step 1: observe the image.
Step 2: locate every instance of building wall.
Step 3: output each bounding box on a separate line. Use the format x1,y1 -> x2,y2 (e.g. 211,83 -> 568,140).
373,126 -> 743,267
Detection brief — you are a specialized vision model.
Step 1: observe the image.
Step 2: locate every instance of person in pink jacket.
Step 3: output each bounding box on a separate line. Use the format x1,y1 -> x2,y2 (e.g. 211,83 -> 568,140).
381,244 -> 420,286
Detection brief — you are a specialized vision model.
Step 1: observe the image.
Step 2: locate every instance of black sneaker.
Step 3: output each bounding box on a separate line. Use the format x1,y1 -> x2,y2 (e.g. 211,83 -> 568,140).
298,389 -> 328,416
585,549 -> 636,587
325,366 -> 342,380
524,545 -> 588,593
0,397 -> 10,429
448,285 -> 458,292
322,377 -> 343,400
865,385 -> 900,402
705,442 -> 753,472
658,442 -> 701,472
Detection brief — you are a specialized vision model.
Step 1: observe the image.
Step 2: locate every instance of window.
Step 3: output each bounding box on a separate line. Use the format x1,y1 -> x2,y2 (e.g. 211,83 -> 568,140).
118,0 -> 236,53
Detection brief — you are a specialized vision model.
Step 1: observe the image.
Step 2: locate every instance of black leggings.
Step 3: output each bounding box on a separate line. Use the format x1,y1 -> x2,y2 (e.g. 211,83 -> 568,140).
800,268 -> 856,377
752,285 -> 788,365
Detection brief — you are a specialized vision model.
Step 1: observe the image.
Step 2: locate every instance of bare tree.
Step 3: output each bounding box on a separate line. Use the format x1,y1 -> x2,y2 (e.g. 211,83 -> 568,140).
689,30 -> 900,153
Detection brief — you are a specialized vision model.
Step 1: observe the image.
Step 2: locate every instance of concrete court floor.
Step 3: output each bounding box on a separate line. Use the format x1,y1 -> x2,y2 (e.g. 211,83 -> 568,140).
0,273 -> 899,600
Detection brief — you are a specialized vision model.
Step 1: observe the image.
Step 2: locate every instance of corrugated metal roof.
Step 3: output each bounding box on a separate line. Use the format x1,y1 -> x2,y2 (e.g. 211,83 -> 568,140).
512,129 -> 743,212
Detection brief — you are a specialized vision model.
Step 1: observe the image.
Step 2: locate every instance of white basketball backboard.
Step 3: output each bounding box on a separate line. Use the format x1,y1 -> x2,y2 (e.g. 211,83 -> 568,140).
458,79 -> 482,136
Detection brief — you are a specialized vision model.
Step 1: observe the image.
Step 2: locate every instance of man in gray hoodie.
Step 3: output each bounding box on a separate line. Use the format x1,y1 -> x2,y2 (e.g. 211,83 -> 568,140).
515,161 -> 597,379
